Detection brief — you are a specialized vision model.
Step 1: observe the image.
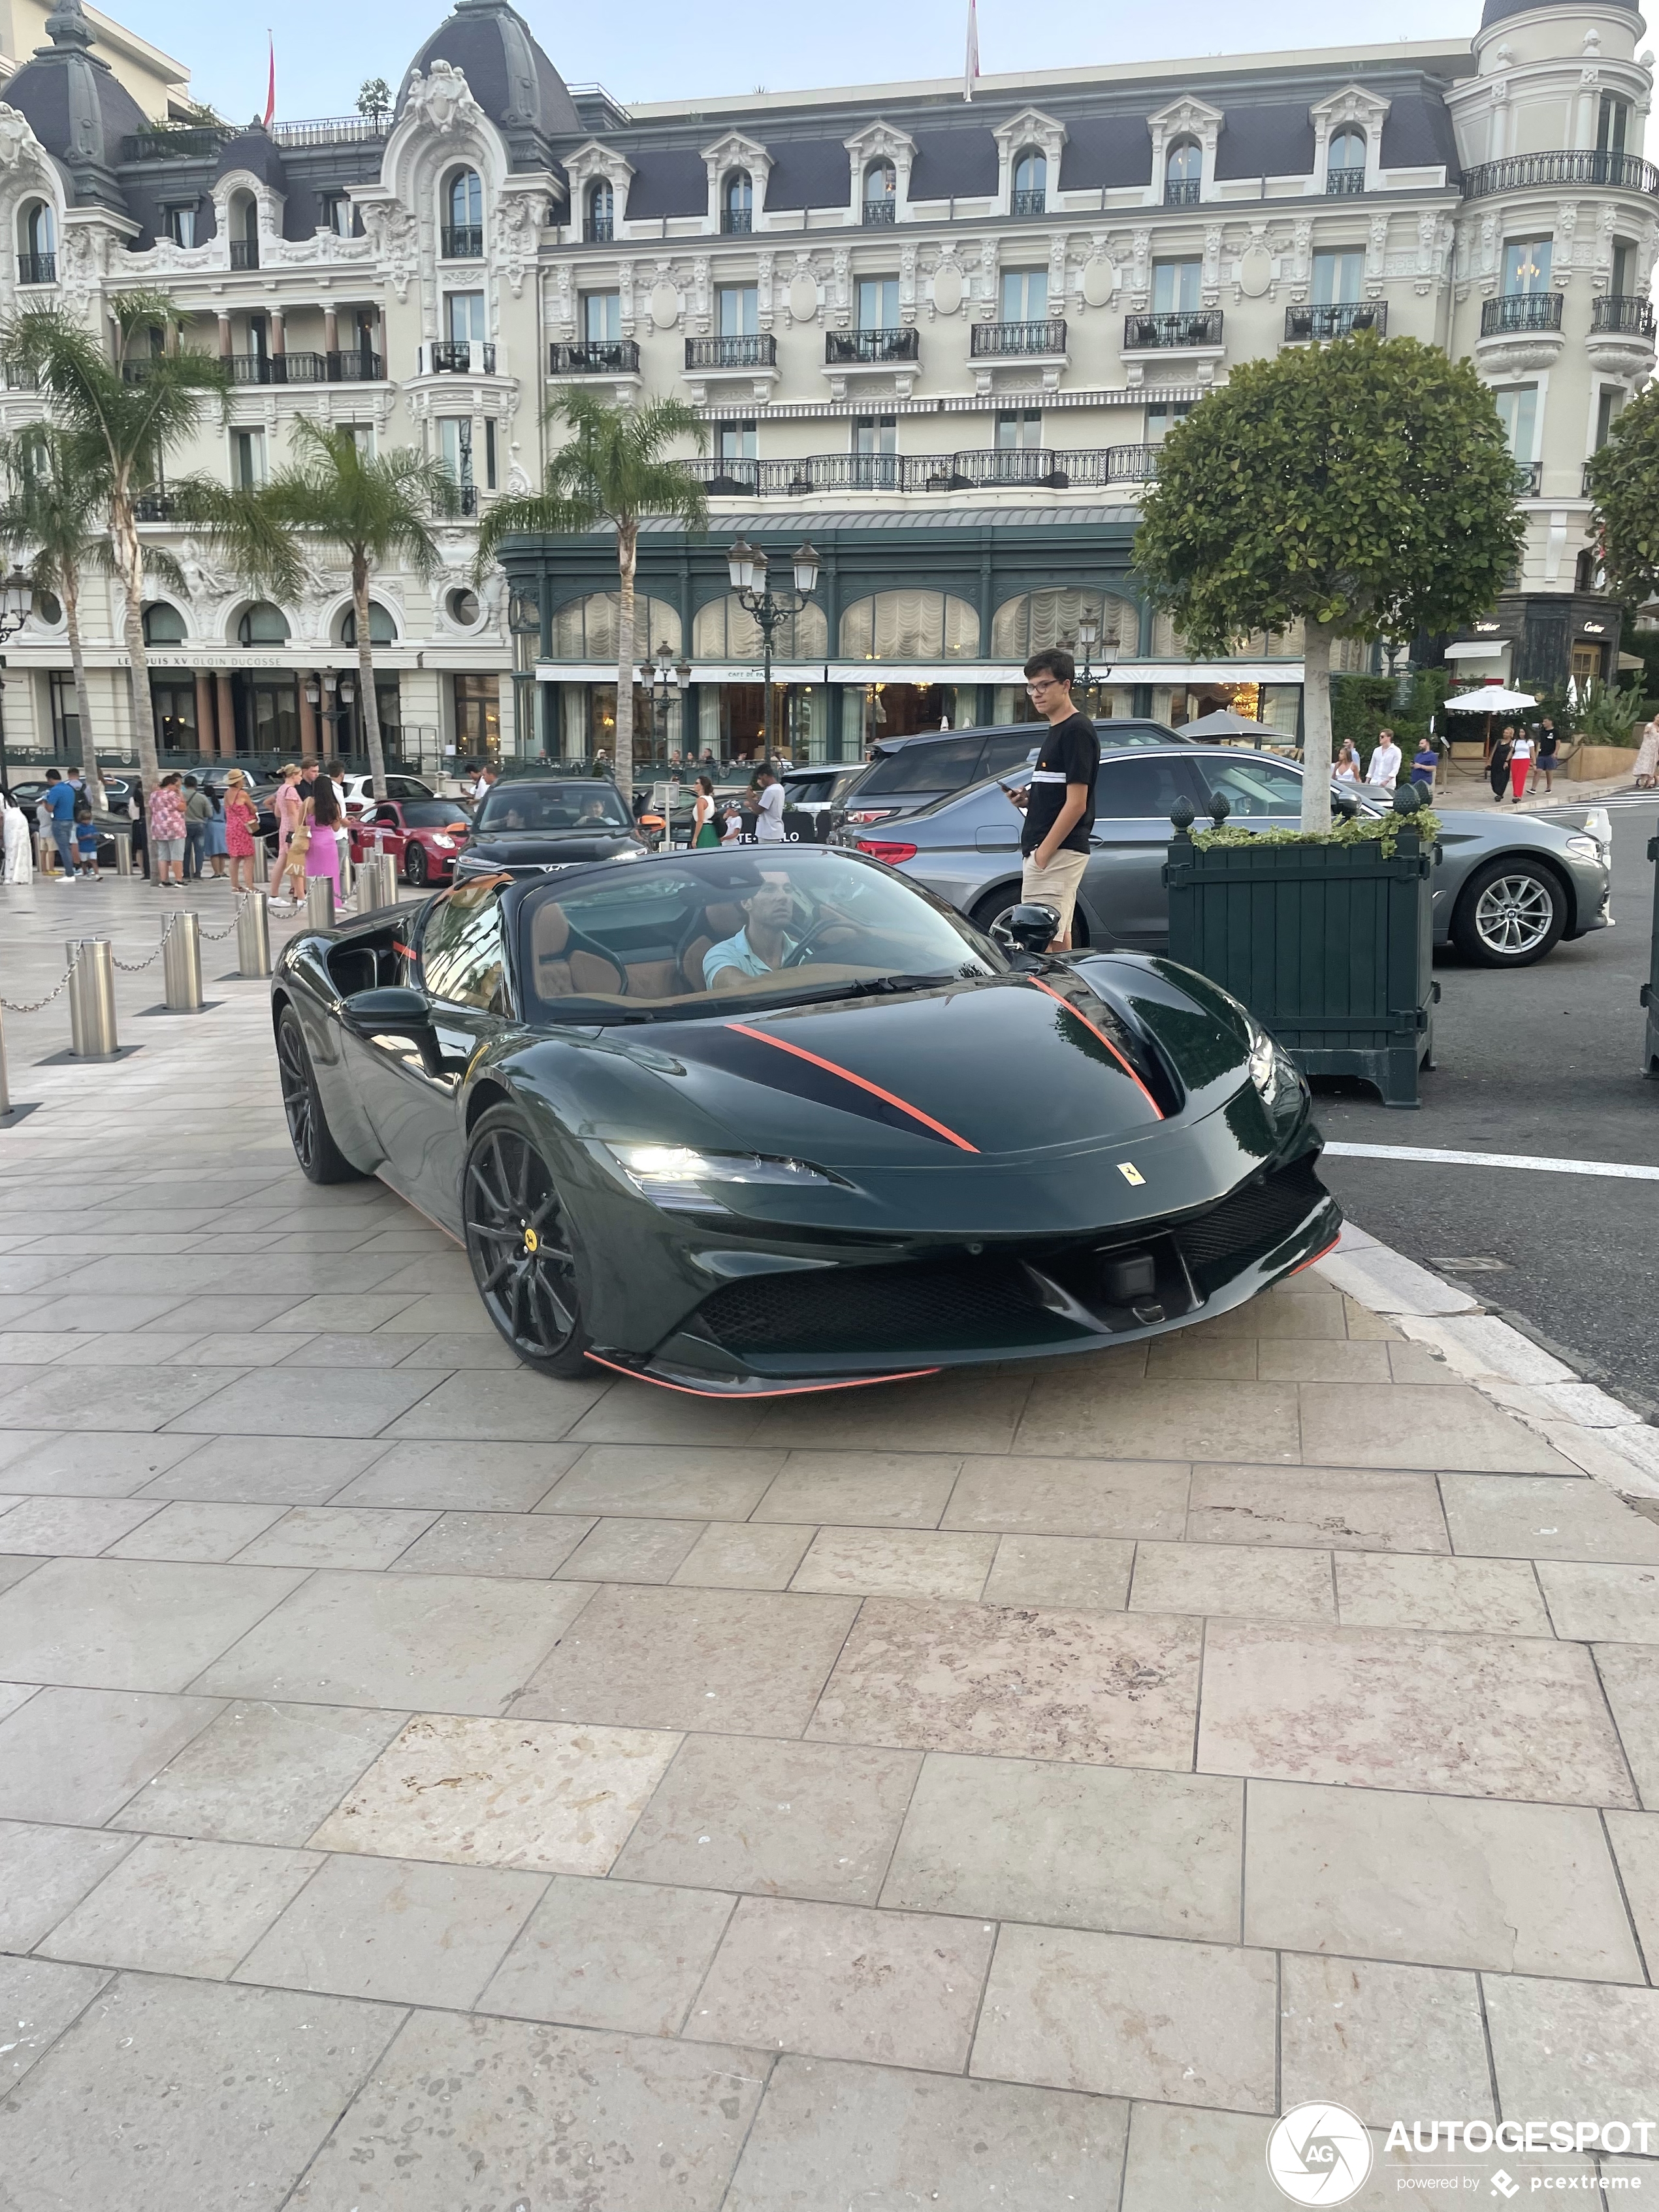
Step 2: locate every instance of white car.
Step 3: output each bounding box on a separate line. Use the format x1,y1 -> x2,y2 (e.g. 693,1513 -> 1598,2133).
336,772 -> 436,817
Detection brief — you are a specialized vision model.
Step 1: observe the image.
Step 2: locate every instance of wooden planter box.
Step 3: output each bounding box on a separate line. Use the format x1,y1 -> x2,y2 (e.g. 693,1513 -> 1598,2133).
1643,833 -> 1659,1080
1569,744 -> 1638,782
1165,826 -> 1436,1109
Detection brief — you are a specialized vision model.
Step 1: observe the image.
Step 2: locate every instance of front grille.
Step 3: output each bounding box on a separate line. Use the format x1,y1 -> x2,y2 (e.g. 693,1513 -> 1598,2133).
1177,1157 -> 1328,1276
694,1257 -> 1058,1356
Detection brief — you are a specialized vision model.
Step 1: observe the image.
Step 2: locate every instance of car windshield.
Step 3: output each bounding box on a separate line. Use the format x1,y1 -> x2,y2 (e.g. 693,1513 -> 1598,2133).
856,735 -> 988,796
401,801 -> 470,827
518,847 -> 998,1022
476,782 -> 632,833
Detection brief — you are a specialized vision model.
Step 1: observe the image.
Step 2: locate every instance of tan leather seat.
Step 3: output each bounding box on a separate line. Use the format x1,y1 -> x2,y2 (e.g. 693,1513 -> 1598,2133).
530,901 -> 624,998
681,901 -> 747,993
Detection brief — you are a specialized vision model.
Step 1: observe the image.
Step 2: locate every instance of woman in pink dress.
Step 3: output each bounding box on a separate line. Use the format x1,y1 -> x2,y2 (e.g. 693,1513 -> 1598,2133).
223,769 -> 259,894
303,771 -> 345,909
267,764 -> 303,899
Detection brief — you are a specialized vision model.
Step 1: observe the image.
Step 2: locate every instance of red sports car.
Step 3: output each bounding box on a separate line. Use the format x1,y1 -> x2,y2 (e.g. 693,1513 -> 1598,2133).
351,797 -> 473,887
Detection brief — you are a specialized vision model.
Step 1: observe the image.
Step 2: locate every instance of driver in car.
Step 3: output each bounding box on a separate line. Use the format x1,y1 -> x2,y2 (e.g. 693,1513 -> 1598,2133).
703,874 -> 803,987
577,794 -> 611,824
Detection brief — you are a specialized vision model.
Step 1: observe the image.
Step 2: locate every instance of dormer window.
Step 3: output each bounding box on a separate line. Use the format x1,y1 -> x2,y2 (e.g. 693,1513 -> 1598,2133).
722,170 -> 753,234
585,179 -> 614,244
1327,127 -> 1366,195
1012,150 -> 1046,216
443,168 -> 483,259
18,200 -> 54,285
1165,139 -> 1200,206
863,160 -> 896,225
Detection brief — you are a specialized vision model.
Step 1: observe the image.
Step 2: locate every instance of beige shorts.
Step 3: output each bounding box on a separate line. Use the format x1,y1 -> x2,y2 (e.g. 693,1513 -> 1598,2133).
1021,848 -> 1089,937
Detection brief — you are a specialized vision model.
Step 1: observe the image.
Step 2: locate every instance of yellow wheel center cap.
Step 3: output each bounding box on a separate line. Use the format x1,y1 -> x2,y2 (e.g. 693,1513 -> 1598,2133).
523,1226 -> 540,1254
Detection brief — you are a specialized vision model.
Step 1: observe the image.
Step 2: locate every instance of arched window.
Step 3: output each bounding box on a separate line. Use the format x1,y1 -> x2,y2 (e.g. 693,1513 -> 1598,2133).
142,601 -> 187,645
586,178 -> 614,242
236,601 -> 289,645
839,591 -> 980,660
991,588 -> 1137,661
228,190 -> 258,268
339,602 -> 398,647
863,160 -> 896,223
18,199 -> 55,282
443,168 -> 483,257
1012,150 -> 1046,215
693,593 -> 827,660
547,591 -> 683,660
1165,138 -> 1201,205
1328,127 -> 1366,193
722,170 -> 753,234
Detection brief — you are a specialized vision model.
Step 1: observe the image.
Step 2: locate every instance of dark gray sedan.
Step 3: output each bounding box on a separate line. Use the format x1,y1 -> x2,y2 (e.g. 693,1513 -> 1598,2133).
856,746 -> 1613,968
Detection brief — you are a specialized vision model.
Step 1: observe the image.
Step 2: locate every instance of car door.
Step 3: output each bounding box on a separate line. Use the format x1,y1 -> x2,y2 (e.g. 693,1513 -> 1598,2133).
1077,752 -> 1206,950
351,883 -> 514,1230
358,802 -> 405,869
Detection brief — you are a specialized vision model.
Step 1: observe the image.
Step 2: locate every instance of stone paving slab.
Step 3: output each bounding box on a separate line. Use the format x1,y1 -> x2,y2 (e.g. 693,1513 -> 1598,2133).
2,875 -> 1658,2206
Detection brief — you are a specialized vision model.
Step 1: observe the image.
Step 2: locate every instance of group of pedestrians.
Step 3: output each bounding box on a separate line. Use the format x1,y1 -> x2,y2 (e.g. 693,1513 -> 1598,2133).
688,763 -> 788,848
266,759 -> 349,912
1332,730 -> 1438,795
1485,718 -> 1561,803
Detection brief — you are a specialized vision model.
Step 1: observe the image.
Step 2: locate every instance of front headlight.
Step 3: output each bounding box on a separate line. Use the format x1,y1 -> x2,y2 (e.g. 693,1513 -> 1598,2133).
1248,1021 -> 1304,1117
603,1142 -> 845,1213
1564,834 -> 1601,861
432,835 -> 457,850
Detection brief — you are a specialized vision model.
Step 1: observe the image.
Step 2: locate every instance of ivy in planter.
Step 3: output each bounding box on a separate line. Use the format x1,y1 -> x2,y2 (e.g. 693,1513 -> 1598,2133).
1180,780 -> 1438,859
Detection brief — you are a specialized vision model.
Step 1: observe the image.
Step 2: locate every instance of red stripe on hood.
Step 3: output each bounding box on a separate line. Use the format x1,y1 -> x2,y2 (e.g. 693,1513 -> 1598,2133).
725,1021 -> 979,1152
1026,978 -> 1165,1120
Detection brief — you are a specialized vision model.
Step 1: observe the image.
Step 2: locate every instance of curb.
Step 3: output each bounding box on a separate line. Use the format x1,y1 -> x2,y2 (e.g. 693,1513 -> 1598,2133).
1315,1224 -> 1659,1503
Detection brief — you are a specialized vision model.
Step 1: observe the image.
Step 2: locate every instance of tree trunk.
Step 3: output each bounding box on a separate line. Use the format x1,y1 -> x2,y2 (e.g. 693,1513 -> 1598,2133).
60,567 -> 96,796
109,492 -> 159,798
1300,618 -> 1334,835
352,553 -> 386,801
613,522 -> 636,801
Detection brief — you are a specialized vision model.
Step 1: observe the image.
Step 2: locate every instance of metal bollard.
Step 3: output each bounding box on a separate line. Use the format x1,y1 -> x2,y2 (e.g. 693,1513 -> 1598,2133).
356,852 -> 398,915
66,938 -> 119,1057
0,998 -> 10,1114
305,876 -> 335,929
338,839 -> 355,905
114,830 -> 133,878
162,910 -> 204,1012
236,891 -> 272,978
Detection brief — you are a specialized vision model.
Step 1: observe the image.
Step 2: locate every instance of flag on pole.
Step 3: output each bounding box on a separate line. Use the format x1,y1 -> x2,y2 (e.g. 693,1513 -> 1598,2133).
964,0 -> 979,101
262,32 -> 275,127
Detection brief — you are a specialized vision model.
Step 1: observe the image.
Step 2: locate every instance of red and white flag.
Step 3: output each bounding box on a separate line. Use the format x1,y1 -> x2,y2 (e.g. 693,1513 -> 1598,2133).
262,32 -> 275,128
964,0 -> 979,101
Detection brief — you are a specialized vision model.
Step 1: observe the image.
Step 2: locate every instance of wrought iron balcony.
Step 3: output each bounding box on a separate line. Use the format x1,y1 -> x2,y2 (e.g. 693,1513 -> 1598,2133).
1163,178 -> 1200,206
685,333 -> 777,370
15,253 -> 54,284
1592,293 -> 1656,336
1463,149 -> 1659,199
1512,460 -> 1543,494
1010,189 -> 1046,216
971,317 -> 1068,357
583,216 -> 613,243
269,115 -> 389,148
441,225 -> 483,259
1480,291 -> 1564,337
325,349 -> 383,381
1284,301 -> 1388,341
227,352 -> 327,384
684,457 -> 764,493
826,327 -> 920,364
678,443 -> 1162,498
720,207 -> 753,234
133,492 -> 176,521
1123,308 -> 1223,350
425,340 -> 498,374
1327,166 -> 1365,195
229,239 -> 259,270
120,125 -> 228,161
455,483 -> 479,516
863,197 -> 897,226
549,339 -> 641,374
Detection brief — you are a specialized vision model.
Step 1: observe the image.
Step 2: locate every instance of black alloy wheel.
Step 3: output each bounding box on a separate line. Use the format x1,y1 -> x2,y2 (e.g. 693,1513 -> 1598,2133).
404,841 -> 429,887
463,1105 -> 591,1376
1452,857 -> 1566,967
276,1004 -> 364,1183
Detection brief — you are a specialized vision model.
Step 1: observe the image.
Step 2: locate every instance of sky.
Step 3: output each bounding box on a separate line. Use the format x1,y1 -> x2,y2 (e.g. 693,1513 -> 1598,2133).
123,0 -> 1485,124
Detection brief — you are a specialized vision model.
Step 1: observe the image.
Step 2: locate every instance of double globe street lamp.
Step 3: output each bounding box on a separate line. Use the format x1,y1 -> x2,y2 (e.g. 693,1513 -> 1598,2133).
0,566 -> 35,793
727,536 -> 818,763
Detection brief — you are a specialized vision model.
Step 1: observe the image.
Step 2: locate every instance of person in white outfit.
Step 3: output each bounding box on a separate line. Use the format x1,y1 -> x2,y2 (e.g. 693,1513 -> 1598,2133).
1365,728 -> 1403,792
2,790 -> 33,884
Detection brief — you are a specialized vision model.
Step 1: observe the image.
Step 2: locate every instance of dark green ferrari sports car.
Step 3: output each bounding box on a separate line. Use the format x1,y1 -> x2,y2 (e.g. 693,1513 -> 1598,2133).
270,845 -> 1340,1396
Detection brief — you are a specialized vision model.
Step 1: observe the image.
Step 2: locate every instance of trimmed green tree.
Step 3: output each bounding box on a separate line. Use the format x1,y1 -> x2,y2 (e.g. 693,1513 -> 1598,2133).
1584,379 -> 1659,624
477,389 -> 707,799
1133,332 -> 1524,831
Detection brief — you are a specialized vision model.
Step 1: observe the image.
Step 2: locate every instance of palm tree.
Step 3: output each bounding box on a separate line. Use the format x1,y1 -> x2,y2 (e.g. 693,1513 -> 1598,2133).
0,292 -> 227,796
0,428 -> 108,786
252,421 -> 460,799
477,390 -> 708,798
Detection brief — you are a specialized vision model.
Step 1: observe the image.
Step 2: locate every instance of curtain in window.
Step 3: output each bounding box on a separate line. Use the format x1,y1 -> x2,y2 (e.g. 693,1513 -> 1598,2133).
990,588 -> 1137,658
839,590 -> 980,659
547,592 -> 682,660
692,594 -> 828,659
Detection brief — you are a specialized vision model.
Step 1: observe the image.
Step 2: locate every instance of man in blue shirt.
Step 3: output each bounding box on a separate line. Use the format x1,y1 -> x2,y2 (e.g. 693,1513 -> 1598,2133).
40,770 -> 76,880
703,875 -> 800,987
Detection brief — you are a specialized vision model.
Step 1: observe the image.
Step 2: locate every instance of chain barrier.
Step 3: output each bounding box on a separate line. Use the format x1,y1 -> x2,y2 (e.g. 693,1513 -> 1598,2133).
195,893 -> 254,942
0,942 -> 80,1016
2,891 -> 285,1011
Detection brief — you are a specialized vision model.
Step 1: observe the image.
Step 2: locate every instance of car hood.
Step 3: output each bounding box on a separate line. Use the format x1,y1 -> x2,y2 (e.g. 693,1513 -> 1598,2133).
464,829 -> 642,868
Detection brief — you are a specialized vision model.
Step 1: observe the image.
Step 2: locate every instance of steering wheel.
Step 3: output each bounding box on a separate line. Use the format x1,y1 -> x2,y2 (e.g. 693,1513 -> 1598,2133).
782,918 -> 855,968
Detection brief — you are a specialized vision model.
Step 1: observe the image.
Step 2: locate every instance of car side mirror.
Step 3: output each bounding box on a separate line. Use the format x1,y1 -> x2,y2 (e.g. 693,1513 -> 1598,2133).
341,986 -> 443,1072
992,902 -> 1061,955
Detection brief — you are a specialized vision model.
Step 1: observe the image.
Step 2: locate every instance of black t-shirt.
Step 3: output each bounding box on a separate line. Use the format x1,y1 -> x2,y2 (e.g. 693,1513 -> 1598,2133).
1022,712 -> 1098,856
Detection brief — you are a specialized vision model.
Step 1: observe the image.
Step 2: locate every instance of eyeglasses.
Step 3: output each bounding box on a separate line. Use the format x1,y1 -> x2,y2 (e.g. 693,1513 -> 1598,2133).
1026,679 -> 1057,696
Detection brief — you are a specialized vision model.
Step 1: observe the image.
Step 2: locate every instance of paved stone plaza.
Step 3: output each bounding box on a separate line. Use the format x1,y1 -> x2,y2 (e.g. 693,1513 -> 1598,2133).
0,876 -> 1657,2209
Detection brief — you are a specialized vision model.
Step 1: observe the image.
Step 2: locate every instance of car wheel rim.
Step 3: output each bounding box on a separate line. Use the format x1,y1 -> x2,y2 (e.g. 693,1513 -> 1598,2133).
1474,873 -> 1554,955
465,1128 -> 579,1357
277,1018 -> 316,1170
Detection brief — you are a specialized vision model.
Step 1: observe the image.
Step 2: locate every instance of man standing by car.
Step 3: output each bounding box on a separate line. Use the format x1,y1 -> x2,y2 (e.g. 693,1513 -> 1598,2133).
753,764 -> 787,844
40,768 -> 76,881
1012,648 -> 1096,951
1365,728 -> 1403,793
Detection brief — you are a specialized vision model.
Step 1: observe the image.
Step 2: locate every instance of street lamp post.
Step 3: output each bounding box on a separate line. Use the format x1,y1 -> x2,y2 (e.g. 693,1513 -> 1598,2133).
1075,613 -> 1110,718
639,641 -> 694,771
0,568 -> 35,794
727,537 -> 818,764
304,673 -> 356,763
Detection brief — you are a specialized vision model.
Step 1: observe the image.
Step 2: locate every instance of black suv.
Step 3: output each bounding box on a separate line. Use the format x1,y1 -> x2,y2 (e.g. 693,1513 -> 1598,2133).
835,719 -> 1188,831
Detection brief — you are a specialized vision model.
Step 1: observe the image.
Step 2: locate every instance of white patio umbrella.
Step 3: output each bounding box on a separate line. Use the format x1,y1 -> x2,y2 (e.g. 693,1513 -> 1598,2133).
1442,686 -> 1538,713
1181,707 -> 1268,739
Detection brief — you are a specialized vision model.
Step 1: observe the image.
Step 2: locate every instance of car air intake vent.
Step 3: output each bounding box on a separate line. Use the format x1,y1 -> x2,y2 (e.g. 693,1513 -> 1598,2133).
1178,1156 -> 1327,1277
694,1256 -> 1071,1356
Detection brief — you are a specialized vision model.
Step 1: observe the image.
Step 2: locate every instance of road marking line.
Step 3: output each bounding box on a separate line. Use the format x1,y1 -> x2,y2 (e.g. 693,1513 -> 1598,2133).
1323,1142 -> 1659,1183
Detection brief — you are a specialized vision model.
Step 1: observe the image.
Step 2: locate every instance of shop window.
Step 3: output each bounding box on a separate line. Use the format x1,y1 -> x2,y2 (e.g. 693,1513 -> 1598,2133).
547,590 -> 681,660
839,590 -> 980,660
453,672 -> 500,757
991,588 -> 1136,660
692,592 -> 827,660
